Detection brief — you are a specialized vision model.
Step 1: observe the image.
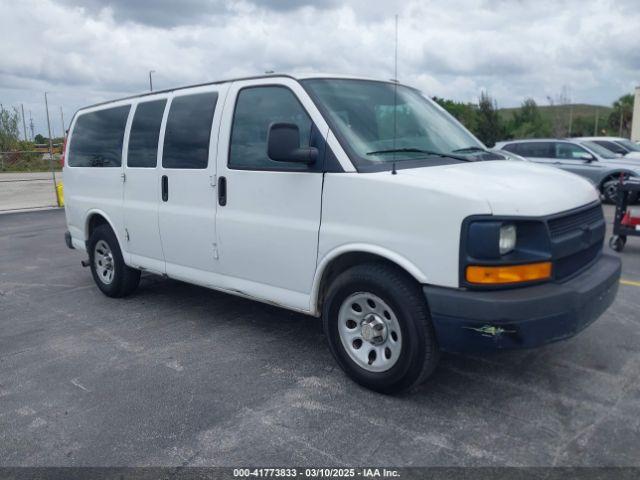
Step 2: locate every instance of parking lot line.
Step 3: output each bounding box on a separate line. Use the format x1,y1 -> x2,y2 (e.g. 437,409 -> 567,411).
621,279 -> 640,287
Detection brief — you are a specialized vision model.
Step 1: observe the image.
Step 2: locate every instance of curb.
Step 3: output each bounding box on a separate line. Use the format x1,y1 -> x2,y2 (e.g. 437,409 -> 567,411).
0,206 -> 63,215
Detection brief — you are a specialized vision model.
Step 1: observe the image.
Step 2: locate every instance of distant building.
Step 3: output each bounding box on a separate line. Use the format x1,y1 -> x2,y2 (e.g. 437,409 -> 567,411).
632,86 -> 640,142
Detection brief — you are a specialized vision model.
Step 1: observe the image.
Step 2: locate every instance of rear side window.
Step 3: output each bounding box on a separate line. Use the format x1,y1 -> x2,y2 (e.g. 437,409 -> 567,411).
162,92 -> 218,169
68,106 -> 130,167
229,86 -> 312,170
127,100 -> 167,168
516,142 -> 553,158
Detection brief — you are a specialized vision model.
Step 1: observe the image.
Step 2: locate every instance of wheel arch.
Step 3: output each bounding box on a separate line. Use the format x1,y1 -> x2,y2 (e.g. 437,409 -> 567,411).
599,170 -> 636,190
84,209 -> 123,248
310,244 -> 427,316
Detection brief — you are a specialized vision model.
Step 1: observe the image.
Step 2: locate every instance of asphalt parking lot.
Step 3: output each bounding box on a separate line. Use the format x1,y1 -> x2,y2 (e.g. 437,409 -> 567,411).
1,207 -> 640,467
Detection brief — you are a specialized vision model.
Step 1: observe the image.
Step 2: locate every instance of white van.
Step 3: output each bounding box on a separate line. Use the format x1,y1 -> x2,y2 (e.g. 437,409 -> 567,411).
63,74 -> 621,393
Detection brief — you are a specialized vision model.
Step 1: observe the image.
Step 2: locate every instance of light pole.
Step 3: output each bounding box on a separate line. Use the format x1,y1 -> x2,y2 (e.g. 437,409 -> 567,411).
44,92 -> 59,206
59,106 -> 65,137
149,70 -> 155,92
21,104 -> 27,141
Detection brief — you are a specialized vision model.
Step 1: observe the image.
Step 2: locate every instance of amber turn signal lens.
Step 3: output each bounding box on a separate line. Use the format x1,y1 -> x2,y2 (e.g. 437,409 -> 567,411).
466,262 -> 552,285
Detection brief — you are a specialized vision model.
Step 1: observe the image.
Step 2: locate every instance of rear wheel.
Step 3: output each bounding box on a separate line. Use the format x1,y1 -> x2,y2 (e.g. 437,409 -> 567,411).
88,224 -> 140,297
322,263 -> 439,394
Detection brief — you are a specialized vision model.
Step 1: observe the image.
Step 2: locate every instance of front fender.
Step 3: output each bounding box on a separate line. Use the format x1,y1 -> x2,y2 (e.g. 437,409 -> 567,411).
309,243 -> 428,315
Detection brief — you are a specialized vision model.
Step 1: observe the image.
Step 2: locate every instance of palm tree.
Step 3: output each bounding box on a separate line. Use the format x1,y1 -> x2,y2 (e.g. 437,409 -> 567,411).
609,94 -> 634,137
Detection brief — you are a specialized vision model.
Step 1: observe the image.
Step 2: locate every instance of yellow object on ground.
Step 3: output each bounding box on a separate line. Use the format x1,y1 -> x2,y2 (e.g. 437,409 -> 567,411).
56,181 -> 64,207
621,279 -> 640,287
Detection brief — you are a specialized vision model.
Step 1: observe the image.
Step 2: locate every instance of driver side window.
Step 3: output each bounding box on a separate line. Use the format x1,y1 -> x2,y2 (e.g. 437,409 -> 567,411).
229,86 -> 312,171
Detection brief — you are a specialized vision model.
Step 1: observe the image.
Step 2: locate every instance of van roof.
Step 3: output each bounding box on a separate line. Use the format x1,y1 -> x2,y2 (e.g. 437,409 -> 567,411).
79,73 -> 392,111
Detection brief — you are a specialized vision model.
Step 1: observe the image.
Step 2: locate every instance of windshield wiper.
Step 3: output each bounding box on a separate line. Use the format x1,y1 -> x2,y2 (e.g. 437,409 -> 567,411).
366,148 -> 472,162
451,146 -> 490,154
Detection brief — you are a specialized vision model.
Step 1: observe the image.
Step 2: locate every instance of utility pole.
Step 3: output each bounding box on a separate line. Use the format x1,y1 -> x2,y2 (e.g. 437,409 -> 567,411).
149,70 -> 155,92
594,107 -> 599,136
21,104 -> 28,141
29,111 -> 34,141
59,106 -> 65,137
44,92 -> 59,206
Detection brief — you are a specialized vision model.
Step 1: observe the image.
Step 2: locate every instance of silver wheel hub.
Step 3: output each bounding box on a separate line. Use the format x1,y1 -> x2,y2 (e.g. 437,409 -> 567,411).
361,314 -> 387,345
337,292 -> 402,373
94,240 -> 115,285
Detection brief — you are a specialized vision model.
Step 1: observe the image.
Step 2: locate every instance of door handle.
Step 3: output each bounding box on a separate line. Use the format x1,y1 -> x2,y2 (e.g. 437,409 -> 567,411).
218,176 -> 227,206
161,175 -> 168,202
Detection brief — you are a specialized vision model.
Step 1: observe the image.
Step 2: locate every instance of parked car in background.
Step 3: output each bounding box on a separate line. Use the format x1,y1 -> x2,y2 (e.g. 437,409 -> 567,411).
491,149 -> 529,162
495,138 -> 640,203
576,136 -> 640,159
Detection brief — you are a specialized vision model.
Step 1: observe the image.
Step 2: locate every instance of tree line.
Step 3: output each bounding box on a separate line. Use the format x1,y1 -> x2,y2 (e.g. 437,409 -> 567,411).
0,105 -> 64,152
1,92 -> 635,153
433,92 -> 635,147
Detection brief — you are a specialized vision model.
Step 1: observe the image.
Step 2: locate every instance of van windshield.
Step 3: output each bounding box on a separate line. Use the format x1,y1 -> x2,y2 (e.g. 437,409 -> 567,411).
301,78 -> 485,170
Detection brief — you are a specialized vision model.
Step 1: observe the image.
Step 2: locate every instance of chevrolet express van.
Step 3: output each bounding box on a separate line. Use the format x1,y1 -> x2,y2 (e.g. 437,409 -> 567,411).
63,74 -> 621,393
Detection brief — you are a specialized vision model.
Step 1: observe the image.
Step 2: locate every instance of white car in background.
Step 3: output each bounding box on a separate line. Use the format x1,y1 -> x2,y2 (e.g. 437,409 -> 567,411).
576,136 -> 640,160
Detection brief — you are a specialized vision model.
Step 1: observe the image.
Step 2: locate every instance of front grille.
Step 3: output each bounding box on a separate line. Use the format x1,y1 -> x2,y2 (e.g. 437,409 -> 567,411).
554,242 -> 602,280
548,204 -> 605,281
548,204 -> 604,239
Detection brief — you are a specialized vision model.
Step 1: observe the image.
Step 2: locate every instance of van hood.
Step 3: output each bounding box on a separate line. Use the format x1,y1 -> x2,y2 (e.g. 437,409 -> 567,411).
394,160 -> 599,216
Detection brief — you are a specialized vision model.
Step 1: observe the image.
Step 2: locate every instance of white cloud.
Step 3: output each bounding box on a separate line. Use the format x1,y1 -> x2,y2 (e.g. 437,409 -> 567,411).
0,0 -> 638,137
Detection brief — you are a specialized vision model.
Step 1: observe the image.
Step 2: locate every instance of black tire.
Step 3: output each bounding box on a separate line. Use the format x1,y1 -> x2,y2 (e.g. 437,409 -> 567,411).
601,178 -> 619,204
322,263 -> 439,394
609,235 -> 626,252
87,224 -> 140,297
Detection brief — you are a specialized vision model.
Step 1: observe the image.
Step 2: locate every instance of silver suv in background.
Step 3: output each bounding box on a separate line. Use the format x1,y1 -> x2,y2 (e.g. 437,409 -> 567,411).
576,136 -> 640,160
495,138 -> 640,203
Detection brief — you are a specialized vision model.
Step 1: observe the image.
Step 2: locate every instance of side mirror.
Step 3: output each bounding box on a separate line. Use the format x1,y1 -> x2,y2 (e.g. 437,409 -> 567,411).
577,153 -> 595,162
267,123 -> 318,164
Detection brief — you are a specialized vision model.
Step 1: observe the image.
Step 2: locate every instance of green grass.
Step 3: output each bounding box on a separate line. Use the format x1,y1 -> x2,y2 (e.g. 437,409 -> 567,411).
0,153 -> 62,173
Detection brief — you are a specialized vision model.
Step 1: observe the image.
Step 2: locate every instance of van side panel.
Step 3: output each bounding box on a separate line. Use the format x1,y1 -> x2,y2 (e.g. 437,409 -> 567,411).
64,101 -> 133,251
158,85 -> 227,277
122,96 -> 169,275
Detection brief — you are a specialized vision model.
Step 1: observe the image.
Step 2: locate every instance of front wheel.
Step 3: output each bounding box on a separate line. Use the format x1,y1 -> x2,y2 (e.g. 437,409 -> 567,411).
322,263 -> 439,394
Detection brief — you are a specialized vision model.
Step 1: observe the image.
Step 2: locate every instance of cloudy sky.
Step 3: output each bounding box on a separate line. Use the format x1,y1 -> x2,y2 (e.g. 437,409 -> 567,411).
1,0 -> 638,138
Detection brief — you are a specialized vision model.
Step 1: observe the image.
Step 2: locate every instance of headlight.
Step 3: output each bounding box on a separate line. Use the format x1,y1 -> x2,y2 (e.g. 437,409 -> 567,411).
462,218 -> 551,288
499,224 -> 516,255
